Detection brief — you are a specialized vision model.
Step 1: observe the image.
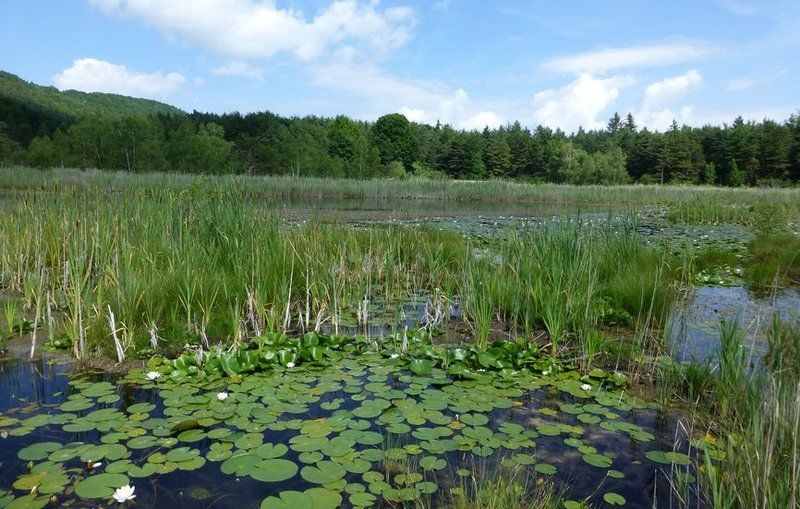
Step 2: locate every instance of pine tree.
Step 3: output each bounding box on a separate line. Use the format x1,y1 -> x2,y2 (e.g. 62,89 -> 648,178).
607,112 -> 622,134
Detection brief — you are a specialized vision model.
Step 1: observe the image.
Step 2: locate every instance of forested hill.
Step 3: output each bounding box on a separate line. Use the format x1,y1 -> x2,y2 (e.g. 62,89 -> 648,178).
1,69 -> 799,185
0,71 -> 183,118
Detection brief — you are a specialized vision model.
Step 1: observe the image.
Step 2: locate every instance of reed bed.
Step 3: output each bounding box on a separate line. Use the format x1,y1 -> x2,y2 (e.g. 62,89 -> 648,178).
2,167 -> 799,218
0,178 -> 675,362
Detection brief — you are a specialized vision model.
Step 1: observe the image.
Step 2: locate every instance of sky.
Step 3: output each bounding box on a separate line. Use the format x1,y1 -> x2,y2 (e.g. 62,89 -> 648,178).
1,0 -> 798,132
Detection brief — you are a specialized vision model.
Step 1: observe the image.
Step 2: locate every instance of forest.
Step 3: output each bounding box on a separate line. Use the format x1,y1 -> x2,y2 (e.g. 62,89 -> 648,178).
1,70 -> 799,185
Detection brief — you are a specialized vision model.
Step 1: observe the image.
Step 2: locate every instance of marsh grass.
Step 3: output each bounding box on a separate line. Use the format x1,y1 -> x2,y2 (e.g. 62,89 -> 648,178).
443,462 -> 561,509
0,178 -> 678,365
660,319 -> 800,508
3,166 -> 800,215
745,232 -> 800,290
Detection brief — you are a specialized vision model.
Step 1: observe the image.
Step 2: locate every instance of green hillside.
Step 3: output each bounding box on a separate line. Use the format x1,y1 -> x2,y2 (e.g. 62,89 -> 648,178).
0,70 -> 184,118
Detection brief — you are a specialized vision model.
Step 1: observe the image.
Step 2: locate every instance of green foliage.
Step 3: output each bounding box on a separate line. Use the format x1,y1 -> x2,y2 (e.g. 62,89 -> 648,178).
745,232 -> 800,289
556,143 -> 630,185
370,113 -> 418,170
3,68 -> 800,185
727,158 -> 745,187
700,162 -> 717,185
0,70 -> 182,118
0,176 -> 681,363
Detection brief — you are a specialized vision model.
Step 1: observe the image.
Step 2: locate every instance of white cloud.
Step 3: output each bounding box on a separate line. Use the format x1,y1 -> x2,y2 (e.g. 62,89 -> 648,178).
90,0 -> 417,63
635,70 -> 702,130
461,111 -> 505,131
541,43 -> 712,74
309,62 -> 504,129
532,73 -> 632,131
643,69 -> 702,106
211,61 -> 263,82
53,58 -> 185,99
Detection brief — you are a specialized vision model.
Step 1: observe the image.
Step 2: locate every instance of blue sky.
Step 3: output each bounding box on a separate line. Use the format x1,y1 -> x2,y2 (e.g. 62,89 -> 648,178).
1,0 -> 798,131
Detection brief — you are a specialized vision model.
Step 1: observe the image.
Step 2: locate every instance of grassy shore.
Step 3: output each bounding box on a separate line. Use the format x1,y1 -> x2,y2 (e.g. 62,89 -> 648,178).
2,166 -> 799,220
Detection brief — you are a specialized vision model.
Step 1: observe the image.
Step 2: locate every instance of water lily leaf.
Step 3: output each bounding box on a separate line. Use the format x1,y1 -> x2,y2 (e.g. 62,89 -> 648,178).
250,459 -> 299,483
18,443 -> 61,461
260,489 -> 342,509
79,444 -> 128,462
59,399 -> 94,412
178,429 -> 206,443
603,492 -> 626,506
127,436 -> 158,449
126,403 -> 155,414
582,453 -> 612,468
74,473 -> 129,499
419,456 -> 446,471
221,453 -> 260,476
165,447 -> 199,463
301,461 -> 347,484
349,492 -> 377,507
3,494 -> 49,509
535,463 -> 557,475
409,359 -> 434,376
321,437 -> 355,458
645,450 -> 691,465
255,443 -> 288,459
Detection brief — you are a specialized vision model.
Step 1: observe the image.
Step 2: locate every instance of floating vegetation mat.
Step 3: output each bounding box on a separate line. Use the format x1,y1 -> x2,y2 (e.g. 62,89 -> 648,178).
0,344 -> 700,508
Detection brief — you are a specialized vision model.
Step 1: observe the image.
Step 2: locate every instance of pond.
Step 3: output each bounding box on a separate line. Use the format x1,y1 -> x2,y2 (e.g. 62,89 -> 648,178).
670,285 -> 800,365
0,336 -> 701,509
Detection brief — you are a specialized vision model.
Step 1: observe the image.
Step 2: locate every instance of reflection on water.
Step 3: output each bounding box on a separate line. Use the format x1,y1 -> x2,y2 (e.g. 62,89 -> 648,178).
670,286 -> 800,364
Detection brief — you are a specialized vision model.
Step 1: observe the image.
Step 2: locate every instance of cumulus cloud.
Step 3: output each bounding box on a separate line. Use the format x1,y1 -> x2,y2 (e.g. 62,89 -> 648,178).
643,69 -> 702,106
635,70 -> 702,130
309,62 -> 505,129
541,43 -> 712,74
532,73 -> 632,131
89,0 -> 417,62
53,58 -> 185,98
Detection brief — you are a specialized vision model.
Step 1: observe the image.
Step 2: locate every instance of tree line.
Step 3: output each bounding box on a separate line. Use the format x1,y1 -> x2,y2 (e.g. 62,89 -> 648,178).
2,97 -> 799,185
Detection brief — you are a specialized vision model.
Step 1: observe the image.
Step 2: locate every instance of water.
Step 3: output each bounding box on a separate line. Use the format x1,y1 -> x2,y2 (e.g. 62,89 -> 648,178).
0,351 -> 695,508
670,286 -> 800,365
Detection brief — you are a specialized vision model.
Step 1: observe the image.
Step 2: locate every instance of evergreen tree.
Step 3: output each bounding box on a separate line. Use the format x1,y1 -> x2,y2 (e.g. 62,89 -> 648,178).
607,112 -> 622,134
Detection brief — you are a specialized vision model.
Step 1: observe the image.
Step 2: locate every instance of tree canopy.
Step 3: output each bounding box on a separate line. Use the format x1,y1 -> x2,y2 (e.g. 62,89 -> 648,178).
2,70 -> 799,186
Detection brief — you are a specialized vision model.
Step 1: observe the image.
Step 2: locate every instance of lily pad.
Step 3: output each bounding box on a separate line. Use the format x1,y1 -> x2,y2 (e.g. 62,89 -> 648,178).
250,459 -> 299,483
74,473 -> 129,500
301,461 -> 347,484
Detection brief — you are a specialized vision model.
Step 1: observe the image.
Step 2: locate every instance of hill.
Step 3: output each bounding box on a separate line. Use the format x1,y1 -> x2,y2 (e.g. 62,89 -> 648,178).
0,70 -> 184,118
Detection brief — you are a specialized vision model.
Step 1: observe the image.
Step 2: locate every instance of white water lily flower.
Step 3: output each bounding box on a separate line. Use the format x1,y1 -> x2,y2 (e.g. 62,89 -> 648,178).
1,431 -> 8,439
581,383 -> 592,391
286,362 -> 295,368
217,392 -> 229,401
390,353 -> 400,359
113,484 -> 136,503
146,371 -> 160,381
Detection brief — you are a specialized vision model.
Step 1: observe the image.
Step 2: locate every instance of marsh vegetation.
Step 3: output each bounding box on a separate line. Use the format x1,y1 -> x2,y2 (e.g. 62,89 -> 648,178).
0,169 -> 797,508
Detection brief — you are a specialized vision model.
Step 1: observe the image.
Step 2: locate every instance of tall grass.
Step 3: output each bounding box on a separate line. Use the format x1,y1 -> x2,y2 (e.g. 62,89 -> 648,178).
660,319 -> 800,508
2,166 -> 800,215
0,176 -> 677,365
